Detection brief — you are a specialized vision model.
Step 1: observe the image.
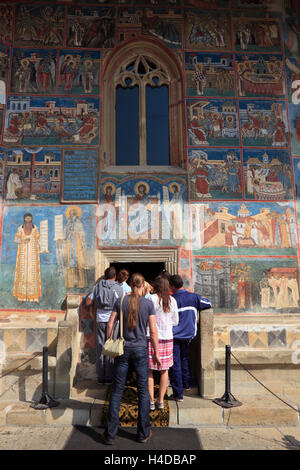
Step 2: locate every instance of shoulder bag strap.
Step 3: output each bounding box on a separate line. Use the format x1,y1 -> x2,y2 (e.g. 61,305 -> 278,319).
119,295 -> 125,339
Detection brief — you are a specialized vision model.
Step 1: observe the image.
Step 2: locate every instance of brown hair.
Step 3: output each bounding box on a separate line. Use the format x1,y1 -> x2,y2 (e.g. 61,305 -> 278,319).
104,266 -> 116,280
127,273 -> 144,330
152,275 -> 171,313
117,269 -> 129,284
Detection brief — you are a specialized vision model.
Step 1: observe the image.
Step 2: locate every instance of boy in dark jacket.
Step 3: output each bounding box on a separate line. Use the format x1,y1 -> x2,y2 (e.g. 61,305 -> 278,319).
169,274 -> 212,401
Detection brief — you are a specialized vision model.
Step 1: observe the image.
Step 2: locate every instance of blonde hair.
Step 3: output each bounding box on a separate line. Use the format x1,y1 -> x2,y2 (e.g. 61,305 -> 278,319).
127,273 -> 144,330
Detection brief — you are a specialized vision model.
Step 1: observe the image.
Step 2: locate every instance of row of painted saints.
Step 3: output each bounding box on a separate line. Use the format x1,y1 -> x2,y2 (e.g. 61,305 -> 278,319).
10,180 -> 185,304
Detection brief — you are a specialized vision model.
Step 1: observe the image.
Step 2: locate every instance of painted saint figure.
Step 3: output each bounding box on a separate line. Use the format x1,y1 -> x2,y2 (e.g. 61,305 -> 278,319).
260,271 -> 270,309
12,213 -> 42,303
62,206 -> 87,289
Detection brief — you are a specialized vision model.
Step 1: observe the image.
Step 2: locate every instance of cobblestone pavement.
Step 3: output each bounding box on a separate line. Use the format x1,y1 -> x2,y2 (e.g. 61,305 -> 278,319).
0,425 -> 299,451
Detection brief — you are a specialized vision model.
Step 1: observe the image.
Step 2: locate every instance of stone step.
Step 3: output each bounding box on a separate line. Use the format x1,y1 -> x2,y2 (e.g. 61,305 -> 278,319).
0,386 -> 299,427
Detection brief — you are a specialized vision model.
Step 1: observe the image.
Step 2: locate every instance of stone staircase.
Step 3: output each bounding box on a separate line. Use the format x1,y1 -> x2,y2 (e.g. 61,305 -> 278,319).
0,381 -> 299,428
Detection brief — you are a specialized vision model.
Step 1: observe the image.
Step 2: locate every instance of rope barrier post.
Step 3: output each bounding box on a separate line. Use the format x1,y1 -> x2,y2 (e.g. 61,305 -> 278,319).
31,347 -> 59,410
213,345 -> 242,408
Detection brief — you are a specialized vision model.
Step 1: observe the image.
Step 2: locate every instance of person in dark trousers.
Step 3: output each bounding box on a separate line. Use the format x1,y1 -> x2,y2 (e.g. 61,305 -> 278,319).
101,273 -> 161,445
168,274 -> 212,402
86,266 -> 124,384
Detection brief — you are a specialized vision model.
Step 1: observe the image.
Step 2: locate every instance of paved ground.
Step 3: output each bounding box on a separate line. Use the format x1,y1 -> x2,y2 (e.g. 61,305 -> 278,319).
0,424 -> 299,451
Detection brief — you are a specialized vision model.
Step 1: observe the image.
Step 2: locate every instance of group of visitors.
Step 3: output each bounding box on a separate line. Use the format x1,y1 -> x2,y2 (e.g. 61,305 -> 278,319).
85,266 -> 211,445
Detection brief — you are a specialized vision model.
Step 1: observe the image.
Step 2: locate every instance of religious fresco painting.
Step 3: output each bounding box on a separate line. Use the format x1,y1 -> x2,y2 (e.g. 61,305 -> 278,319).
98,175 -> 187,247
236,54 -> 285,98
184,10 -> 232,51
283,1 -> 300,58
293,157 -> 300,220
185,0 -> 229,8
193,257 -> 299,313
0,5 -> 14,45
233,12 -> 282,53
187,99 -> 240,147
66,6 -> 115,48
3,96 -> 100,146
0,0 -> 298,317
232,0 -> 283,11
185,52 -> 235,97
0,45 -> 9,87
116,7 -> 183,48
11,48 -> 57,95
0,204 -> 96,310
14,4 -> 65,48
288,103 -> 300,156
285,56 -> 300,102
243,149 -> 293,200
5,147 -> 61,204
239,100 -> 289,148
0,148 -> 5,196
58,50 -> 100,95
188,148 -> 243,200
192,201 -> 297,256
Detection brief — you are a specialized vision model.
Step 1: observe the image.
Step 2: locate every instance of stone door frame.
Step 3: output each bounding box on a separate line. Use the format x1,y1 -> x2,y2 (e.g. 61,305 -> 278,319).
95,247 -> 178,280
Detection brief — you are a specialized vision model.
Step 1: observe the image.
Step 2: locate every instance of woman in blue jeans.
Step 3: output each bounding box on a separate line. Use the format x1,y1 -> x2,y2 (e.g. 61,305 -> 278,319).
101,273 -> 161,444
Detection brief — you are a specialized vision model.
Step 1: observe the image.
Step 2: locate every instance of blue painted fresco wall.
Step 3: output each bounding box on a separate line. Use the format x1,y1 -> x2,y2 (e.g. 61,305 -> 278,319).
0,0 -> 299,326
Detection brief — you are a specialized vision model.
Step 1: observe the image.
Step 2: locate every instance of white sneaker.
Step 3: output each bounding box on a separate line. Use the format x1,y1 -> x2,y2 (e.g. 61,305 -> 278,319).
150,402 -> 155,411
156,401 -> 164,410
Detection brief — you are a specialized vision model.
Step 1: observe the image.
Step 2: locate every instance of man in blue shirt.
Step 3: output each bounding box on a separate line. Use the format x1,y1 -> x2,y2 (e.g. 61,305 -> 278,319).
169,274 -> 212,401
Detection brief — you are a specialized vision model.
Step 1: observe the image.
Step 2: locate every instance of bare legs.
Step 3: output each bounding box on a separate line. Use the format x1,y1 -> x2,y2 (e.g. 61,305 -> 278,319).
148,369 -> 169,404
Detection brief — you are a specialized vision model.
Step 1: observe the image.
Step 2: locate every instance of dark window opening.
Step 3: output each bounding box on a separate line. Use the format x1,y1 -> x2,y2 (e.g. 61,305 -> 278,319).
116,85 -> 139,165
110,262 -> 165,285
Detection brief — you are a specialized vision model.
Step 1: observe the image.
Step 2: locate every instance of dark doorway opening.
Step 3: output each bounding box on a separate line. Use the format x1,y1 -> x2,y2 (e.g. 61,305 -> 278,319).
110,262 -> 165,284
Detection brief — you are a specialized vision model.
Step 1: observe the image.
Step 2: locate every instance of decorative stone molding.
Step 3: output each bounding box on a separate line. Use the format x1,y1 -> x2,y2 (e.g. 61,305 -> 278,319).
95,247 -> 178,280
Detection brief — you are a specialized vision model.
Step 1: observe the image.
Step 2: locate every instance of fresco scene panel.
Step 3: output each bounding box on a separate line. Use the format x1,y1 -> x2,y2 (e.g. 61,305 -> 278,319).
243,148 -> 293,200
187,98 -> 240,147
5,147 -> 61,204
239,100 -> 289,148
188,148 -> 243,200
184,9 -> 232,51
185,52 -> 235,98
193,256 -> 300,314
3,96 -> 100,147
192,201 -> 297,256
236,53 -> 285,99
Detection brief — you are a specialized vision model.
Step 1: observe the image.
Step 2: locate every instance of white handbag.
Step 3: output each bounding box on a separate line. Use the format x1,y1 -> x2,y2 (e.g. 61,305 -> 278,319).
102,296 -> 125,358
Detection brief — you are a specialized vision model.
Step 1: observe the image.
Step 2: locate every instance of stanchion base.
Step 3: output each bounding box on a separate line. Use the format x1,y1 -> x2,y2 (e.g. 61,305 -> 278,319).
30,393 -> 60,410
213,392 -> 242,408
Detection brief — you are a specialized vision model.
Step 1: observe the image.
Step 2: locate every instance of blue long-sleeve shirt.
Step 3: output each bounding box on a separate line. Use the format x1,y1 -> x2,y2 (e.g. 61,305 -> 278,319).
172,289 -> 212,340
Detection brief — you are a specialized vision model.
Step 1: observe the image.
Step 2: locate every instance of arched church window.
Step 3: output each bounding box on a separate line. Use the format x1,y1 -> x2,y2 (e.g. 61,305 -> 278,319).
102,40 -> 185,169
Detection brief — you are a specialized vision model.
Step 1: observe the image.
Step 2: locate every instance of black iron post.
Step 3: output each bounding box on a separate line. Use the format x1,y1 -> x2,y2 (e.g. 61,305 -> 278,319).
31,347 -> 59,410
213,345 -> 242,408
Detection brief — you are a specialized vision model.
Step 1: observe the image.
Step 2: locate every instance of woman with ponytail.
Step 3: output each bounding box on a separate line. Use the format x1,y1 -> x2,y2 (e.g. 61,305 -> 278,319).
148,275 -> 179,410
102,273 -> 161,445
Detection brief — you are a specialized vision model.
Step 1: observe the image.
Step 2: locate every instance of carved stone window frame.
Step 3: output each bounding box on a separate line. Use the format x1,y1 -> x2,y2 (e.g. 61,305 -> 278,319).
101,38 -> 185,169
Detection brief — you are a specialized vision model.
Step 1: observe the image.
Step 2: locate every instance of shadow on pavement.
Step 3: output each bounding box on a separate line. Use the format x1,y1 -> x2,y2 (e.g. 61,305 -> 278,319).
63,426 -> 203,451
